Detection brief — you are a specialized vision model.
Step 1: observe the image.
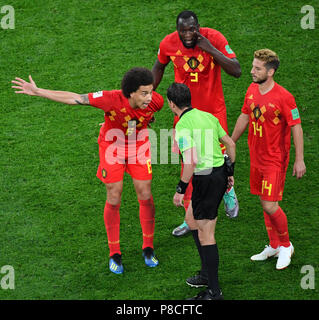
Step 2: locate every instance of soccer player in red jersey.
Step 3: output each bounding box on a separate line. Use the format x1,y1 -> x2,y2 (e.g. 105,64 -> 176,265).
11,68 -> 164,274
152,11 -> 241,241
231,49 -> 306,270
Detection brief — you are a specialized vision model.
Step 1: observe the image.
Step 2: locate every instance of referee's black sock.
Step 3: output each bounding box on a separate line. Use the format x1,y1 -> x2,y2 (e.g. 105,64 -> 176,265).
191,230 -> 208,278
201,244 -> 220,293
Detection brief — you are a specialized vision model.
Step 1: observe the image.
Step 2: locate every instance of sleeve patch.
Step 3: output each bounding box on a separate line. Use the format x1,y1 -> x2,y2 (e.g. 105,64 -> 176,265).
225,44 -> 234,54
291,108 -> 300,120
178,136 -> 189,150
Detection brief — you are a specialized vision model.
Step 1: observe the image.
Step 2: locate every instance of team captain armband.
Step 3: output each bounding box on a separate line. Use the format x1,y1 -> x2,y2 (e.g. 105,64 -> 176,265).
176,180 -> 189,194
225,156 -> 235,176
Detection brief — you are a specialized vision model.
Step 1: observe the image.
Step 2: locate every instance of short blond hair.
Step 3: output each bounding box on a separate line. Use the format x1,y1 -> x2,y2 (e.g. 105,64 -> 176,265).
254,49 -> 280,71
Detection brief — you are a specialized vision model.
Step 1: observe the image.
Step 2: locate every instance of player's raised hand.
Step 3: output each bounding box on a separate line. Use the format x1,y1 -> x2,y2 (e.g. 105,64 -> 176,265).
195,31 -> 213,52
12,75 -> 38,96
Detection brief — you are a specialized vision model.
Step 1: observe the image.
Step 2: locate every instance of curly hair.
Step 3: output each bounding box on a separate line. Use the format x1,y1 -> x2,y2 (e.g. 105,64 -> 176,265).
121,67 -> 153,98
254,49 -> 280,72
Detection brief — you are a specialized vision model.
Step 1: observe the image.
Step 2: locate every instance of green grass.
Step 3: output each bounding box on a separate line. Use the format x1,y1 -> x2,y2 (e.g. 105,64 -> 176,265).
0,0 -> 318,300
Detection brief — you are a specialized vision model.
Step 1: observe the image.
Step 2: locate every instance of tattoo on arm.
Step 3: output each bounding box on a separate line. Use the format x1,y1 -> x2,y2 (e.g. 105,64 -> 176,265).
75,94 -> 90,105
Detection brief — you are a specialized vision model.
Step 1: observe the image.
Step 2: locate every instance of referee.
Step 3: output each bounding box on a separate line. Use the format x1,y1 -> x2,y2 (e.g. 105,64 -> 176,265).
167,83 -> 236,300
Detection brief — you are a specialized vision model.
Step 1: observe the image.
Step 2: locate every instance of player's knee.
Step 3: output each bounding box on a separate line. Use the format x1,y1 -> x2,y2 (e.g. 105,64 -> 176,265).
106,194 -> 121,205
136,188 -> 152,200
106,184 -> 122,205
261,200 -> 278,215
134,180 -> 152,200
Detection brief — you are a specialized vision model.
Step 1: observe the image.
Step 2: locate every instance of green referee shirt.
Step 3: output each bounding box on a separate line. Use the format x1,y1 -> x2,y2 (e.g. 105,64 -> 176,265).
175,108 -> 226,172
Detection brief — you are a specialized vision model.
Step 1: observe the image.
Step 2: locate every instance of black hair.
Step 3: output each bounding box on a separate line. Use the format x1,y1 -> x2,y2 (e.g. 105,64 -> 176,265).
121,67 -> 153,98
167,82 -> 191,109
176,10 -> 198,27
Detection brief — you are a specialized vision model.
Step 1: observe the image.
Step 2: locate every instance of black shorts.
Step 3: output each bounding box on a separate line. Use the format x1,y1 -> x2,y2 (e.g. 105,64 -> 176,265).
191,164 -> 228,220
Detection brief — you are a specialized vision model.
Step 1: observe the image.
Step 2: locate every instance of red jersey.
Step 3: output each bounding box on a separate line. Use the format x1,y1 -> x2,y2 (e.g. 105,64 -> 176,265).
88,90 -> 164,157
241,82 -> 301,170
157,27 -> 236,115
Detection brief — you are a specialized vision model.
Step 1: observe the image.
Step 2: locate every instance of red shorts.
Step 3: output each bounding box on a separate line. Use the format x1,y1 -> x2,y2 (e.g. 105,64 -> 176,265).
97,142 -> 152,183
250,166 -> 287,201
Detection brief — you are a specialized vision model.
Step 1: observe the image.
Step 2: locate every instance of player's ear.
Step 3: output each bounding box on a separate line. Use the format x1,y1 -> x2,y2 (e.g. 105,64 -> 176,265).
268,68 -> 275,77
167,99 -> 174,110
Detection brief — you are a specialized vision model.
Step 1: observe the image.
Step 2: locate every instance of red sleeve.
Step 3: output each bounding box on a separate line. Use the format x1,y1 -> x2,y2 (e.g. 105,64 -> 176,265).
148,91 -> 164,112
281,92 -> 301,127
241,87 -> 252,114
157,37 -> 171,65
207,29 -> 236,59
88,90 -> 113,112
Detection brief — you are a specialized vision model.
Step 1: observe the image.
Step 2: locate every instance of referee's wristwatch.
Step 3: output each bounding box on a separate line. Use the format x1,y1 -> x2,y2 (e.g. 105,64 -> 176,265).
225,155 -> 235,176
176,180 -> 189,194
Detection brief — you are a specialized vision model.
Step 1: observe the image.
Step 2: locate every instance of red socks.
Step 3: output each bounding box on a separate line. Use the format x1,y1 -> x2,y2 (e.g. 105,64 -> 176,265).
104,202 -> 121,257
138,196 -> 155,250
265,207 -> 290,248
263,211 -> 280,249
104,196 -> 155,257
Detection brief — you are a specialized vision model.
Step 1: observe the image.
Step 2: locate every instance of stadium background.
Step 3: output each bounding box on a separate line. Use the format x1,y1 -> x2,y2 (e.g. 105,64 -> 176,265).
0,0 -> 318,300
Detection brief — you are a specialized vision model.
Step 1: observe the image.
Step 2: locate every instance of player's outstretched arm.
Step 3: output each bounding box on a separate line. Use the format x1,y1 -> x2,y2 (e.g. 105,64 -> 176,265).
291,123 -> 306,179
12,75 -> 90,105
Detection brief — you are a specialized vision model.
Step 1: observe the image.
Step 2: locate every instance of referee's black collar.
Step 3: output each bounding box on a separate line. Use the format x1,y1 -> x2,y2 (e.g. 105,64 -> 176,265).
179,107 -> 193,120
